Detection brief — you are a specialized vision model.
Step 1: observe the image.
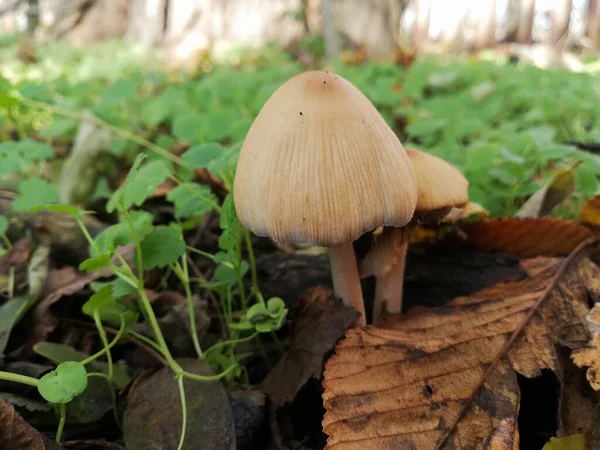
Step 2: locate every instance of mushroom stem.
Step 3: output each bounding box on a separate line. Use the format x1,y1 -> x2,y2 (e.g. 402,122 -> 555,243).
373,242 -> 407,321
328,244 -> 366,326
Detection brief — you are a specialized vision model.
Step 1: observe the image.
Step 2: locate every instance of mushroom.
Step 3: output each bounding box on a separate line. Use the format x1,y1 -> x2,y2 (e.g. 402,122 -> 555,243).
361,147 -> 469,321
233,71 -> 417,326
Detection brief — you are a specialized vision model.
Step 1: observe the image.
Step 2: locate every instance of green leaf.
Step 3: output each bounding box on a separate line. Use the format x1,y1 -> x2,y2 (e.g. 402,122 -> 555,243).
94,211 -> 154,254
182,143 -> 224,169
542,434 -> 585,450
172,112 -> 203,143
166,183 -> 217,218
34,342 -> 131,389
107,155 -> 170,212
79,252 -> 112,272
0,216 -> 8,236
82,285 -> 115,317
91,177 -> 113,201
38,361 -> 88,404
214,261 -> 249,283
12,178 -> 59,212
220,193 -> 238,230
29,204 -> 86,217
139,226 -> 186,269
267,297 -> 285,317
40,118 -> 77,138
111,277 -> 138,297
0,296 -> 32,354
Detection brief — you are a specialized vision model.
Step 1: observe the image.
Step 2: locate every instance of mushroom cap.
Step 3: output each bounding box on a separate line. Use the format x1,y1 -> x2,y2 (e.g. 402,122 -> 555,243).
405,148 -> 469,214
233,71 -> 417,247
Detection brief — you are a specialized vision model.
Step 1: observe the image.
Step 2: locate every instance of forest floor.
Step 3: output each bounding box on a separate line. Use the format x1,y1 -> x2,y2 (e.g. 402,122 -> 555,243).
0,35 -> 600,450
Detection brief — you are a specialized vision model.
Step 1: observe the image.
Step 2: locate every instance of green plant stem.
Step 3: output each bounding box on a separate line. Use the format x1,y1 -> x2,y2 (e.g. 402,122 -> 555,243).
169,175 -> 222,212
87,372 -> 120,429
172,258 -> 204,360
181,363 -> 238,382
186,246 -> 216,261
243,230 -> 260,301
19,98 -> 185,167
74,217 -> 99,253
0,234 -> 12,251
93,311 -> 113,379
0,371 -> 39,387
206,332 -> 259,355
80,315 -> 126,367
129,330 -> 166,355
55,403 -> 66,443
122,207 -> 180,372
176,375 -> 187,450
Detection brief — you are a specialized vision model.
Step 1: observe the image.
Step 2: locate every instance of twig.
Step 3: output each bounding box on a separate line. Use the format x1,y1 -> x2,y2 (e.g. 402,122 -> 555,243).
434,237 -> 600,450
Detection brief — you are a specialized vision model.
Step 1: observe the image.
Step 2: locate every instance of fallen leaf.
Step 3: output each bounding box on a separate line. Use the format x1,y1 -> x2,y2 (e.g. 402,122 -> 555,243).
123,358 -> 236,450
0,396 -> 62,450
322,256 -> 598,450
516,162 -> 581,218
229,390 -> 266,450
260,286 -> 358,407
0,392 -> 52,412
460,218 -> 594,256
485,418 -> 519,450
571,303 -> 600,390
542,434 -> 585,450
560,352 -> 600,449
579,195 -> 600,225
0,297 -> 33,356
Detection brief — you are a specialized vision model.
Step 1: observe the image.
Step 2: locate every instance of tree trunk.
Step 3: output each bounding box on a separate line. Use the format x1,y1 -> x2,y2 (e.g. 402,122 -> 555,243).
548,0 -> 572,45
321,0 -> 339,60
516,0 -> 536,44
587,0 -> 600,49
413,0 -> 431,44
474,0 -> 497,50
26,0 -> 39,35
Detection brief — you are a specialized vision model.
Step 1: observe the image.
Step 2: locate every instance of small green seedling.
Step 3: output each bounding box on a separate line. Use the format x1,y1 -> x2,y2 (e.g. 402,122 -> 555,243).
230,297 -> 287,333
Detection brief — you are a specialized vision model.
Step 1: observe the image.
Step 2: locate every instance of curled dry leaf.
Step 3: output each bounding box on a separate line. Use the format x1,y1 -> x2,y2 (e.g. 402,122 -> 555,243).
260,286 -> 358,407
460,218 -> 594,256
0,397 -> 62,450
322,257 -> 599,450
571,303 -> 600,390
515,162 -> 580,219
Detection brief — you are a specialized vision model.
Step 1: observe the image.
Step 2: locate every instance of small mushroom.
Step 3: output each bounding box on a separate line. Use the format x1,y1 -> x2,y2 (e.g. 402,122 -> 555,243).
233,71 -> 417,326
361,147 -> 469,321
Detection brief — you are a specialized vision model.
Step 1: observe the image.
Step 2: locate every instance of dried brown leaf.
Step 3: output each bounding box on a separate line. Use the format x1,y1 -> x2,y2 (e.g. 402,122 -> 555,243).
0,397 -> 62,450
571,303 -> 600,390
460,218 -> 594,256
260,286 -> 358,407
123,358 -> 236,450
322,257 -> 597,450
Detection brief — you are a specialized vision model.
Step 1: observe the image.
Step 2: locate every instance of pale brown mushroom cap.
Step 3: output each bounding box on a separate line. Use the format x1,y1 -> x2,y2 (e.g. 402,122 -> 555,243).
233,71 -> 417,247
405,147 -> 469,214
